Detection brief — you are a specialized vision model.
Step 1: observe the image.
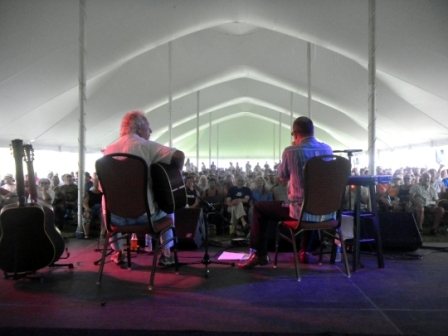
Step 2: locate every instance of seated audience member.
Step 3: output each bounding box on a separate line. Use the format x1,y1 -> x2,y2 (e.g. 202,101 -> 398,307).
344,185 -> 370,212
428,167 -> 448,210
378,175 -> 402,211
428,167 -> 446,195
441,169 -> 448,188
84,172 -> 93,192
271,176 -> 288,202
201,178 -> 221,207
60,174 -> 78,222
185,176 -> 200,208
36,178 -> 54,207
226,176 -> 251,235
1,173 -> 17,205
82,176 -> 103,239
375,166 -> 389,201
2,173 -> 16,193
197,174 -> 208,194
263,172 -> 274,190
393,173 -> 414,212
51,175 -> 66,230
408,172 -> 444,235
222,173 -> 235,199
251,176 -> 273,203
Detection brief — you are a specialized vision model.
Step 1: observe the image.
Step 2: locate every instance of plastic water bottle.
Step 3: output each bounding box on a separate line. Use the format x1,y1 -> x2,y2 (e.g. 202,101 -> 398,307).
145,234 -> 152,253
131,233 -> 138,251
335,246 -> 342,262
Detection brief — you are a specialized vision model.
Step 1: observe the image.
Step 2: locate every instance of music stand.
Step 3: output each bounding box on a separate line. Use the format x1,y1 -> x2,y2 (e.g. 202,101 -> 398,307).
180,195 -> 235,278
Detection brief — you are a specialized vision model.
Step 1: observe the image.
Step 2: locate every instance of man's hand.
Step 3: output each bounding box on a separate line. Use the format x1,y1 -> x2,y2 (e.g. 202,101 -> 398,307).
231,199 -> 241,206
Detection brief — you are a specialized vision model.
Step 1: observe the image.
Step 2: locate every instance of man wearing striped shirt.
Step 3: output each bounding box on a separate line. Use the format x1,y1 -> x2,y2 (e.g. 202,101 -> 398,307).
238,116 -> 333,269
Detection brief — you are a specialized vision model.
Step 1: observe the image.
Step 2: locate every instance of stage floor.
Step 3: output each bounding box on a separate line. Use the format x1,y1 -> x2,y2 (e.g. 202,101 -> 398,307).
0,236 -> 447,336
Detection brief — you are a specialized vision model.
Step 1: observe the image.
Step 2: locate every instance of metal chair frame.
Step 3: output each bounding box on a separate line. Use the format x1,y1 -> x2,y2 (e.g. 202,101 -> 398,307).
95,153 -> 179,290
274,155 -> 351,281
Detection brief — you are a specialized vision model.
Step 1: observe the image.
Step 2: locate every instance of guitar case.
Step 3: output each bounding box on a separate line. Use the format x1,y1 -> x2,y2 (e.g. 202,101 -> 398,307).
151,162 -> 187,214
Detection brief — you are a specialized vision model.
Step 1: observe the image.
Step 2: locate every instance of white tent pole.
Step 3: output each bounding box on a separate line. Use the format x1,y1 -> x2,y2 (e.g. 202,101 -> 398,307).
209,112 -> 212,168
368,0 -> 377,175
168,41 -> 173,147
77,0 -> 86,235
273,124 -> 276,163
216,124 -> 219,168
278,112 -> 281,161
307,42 -> 312,118
196,91 -> 200,171
290,92 -> 293,136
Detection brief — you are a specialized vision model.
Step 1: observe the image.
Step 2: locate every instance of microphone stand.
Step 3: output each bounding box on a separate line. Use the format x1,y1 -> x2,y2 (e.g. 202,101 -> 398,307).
188,194 -> 235,278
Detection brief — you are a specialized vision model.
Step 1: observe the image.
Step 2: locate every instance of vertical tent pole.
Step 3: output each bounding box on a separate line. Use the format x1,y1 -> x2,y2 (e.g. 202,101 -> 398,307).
273,124 -> 276,164
368,0 -> 377,175
168,42 -> 173,147
209,112 -> 212,168
196,91 -> 200,172
307,42 -> 312,118
290,92 -> 293,137
279,112 -> 282,161
216,124 -> 219,168
77,0 -> 86,235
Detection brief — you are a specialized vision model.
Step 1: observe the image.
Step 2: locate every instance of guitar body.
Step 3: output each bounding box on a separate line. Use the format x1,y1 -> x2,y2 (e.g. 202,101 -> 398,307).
23,144 -> 65,265
151,163 -> 187,214
0,204 -> 60,273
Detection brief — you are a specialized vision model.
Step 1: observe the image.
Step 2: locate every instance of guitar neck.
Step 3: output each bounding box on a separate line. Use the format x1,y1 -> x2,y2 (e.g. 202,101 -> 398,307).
11,139 -> 26,206
27,161 -> 38,203
23,144 -> 38,203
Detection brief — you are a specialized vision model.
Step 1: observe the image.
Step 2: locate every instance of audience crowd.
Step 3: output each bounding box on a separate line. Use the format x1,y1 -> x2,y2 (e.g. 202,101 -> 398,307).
1,160 -> 448,238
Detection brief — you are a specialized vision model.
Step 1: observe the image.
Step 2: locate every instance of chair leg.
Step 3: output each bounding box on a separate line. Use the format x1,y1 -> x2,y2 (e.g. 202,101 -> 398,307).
273,222 -> 282,268
337,228 -> 351,278
149,238 -> 160,291
97,232 -> 112,285
124,234 -> 132,270
172,227 -> 179,274
291,229 -> 300,281
318,230 -> 325,265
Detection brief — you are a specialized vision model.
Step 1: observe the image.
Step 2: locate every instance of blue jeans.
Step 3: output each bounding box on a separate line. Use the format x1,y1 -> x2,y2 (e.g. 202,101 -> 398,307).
109,209 -> 174,251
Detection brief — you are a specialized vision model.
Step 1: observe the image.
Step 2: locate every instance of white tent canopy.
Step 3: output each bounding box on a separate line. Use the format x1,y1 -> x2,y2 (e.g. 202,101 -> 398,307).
1,0 -> 448,163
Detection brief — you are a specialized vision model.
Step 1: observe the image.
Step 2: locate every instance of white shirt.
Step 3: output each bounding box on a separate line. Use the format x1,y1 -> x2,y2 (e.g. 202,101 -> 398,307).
103,133 -> 176,214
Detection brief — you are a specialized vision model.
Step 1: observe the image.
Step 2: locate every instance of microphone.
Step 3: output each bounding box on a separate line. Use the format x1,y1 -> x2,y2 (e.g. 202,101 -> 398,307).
333,149 -> 363,153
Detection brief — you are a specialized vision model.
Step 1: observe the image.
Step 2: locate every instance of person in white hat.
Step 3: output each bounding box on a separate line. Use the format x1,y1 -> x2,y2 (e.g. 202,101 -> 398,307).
3,173 -> 16,193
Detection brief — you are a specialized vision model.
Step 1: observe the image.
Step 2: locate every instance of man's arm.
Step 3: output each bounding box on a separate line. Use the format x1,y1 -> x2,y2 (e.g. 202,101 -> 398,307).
170,150 -> 185,171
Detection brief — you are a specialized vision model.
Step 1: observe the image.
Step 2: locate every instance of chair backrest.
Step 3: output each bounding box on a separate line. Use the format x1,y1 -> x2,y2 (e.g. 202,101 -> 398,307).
302,155 -> 351,217
96,153 -> 151,223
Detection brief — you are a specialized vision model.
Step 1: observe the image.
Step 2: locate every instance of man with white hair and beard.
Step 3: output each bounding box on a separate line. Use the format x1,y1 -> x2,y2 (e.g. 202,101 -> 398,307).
103,110 -> 185,265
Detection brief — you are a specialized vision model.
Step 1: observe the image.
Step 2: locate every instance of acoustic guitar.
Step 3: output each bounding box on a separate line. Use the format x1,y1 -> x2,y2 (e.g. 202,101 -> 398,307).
23,144 -> 65,264
0,140 -> 63,276
151,163 -> 187,214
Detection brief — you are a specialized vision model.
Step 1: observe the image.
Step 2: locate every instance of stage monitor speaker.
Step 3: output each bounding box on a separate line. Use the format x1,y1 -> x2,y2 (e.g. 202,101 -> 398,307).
378,212 -> 422,252
175,208 -> 204,249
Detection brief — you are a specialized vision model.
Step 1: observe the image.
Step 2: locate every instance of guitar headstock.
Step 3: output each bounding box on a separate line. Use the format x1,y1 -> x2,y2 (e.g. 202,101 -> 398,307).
23,143 -> 35,163
10,139 -> 24,161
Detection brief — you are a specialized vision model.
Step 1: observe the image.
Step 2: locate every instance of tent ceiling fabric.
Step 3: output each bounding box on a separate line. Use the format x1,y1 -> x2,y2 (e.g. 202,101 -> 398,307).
1,0 -> 447,159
